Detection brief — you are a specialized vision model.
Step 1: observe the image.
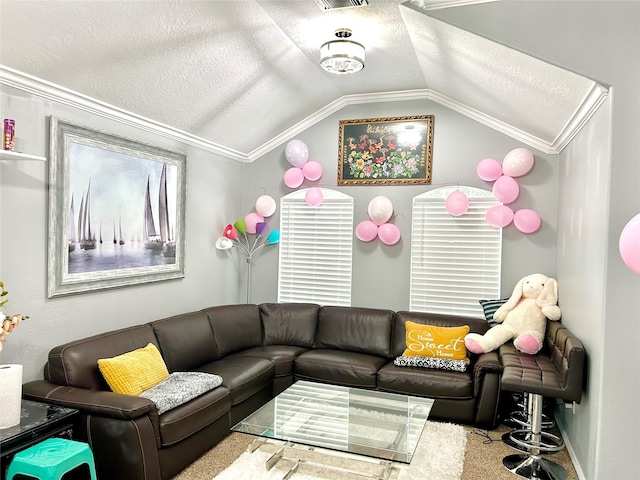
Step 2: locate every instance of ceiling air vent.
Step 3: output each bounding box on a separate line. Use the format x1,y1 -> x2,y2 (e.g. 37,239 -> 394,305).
314,0 -> 369,10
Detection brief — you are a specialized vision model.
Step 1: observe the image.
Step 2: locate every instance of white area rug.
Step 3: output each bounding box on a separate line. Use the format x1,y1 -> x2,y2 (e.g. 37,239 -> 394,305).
213,421 -> 466,480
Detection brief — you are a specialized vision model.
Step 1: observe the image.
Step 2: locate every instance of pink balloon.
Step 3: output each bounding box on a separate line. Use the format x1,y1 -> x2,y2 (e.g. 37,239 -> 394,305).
255,195 -> 276,217
368,196 -> 393,226
445,190 -> 469,216
285,139 -> 309,168
378,223 -> 401,246
283,167 -> 304,188
513,209 -> 541,233
302,161 -> 323,181
355,221 -> 379,242
477,158 -> 503,181
305,187 -> 324,207
485,205 -> 514,228
492,175 -> 520,204
619,213 -> 640,274
503,148 -> 534,177
244,212 -> 264,234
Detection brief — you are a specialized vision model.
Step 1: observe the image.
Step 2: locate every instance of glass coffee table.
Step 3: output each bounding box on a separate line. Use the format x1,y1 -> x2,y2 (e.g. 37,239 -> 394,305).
231,381 -> 434,479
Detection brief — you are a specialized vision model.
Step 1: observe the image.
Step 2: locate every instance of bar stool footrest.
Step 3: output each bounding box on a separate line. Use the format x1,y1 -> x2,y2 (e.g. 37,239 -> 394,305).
502,429 -> 565,453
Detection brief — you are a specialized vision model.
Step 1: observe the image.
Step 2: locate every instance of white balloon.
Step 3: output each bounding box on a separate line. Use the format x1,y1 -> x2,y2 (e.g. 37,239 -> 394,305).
255,195 -> 276,217
367,196 -> 393,226
503,148 -> 534,177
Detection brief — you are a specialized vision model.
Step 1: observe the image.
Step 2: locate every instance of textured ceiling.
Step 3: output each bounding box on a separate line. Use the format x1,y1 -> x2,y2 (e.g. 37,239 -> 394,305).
0,0 -> 606,159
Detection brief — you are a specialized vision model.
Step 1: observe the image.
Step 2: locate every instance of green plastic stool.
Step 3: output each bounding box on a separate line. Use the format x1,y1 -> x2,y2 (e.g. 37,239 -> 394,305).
7,437 -> 97,480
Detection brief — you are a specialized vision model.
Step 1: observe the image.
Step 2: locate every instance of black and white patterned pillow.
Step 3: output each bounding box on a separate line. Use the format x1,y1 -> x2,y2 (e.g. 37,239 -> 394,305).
394,355 -> 468,372
479,298 -> 509,326
140,371 -> 223,414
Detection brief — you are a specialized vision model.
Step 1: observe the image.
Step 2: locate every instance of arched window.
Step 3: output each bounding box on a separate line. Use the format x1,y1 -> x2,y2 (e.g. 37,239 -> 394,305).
410,186 -> 502,317
278,188 -> 354,306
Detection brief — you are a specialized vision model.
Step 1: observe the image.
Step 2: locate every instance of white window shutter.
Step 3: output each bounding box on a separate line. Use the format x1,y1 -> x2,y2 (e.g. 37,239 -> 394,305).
410,186 -> 502,317
278,189 -> 354,306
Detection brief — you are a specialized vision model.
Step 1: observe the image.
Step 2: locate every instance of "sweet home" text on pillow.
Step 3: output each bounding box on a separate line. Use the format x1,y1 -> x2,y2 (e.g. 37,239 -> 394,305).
402,321 -> 470,363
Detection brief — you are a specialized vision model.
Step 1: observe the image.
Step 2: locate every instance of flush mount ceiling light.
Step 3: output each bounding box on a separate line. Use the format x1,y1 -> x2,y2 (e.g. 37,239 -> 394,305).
314,0 -> 369,10
320,28 -> 365,75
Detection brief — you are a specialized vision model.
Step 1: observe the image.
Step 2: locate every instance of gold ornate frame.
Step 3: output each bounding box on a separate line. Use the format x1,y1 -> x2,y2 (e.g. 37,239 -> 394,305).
338,115 -> 434,186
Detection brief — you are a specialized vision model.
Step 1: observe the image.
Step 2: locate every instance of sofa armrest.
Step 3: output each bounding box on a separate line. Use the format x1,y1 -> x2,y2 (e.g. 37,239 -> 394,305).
472,352 -> 502,429
24,380 -> 163,479
23,380 -> 155,420
473,351 -> 502,389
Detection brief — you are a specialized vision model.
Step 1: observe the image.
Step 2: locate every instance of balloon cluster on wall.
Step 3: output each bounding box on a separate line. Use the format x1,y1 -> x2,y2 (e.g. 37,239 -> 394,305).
476,148 -> 541,233
619,213 -> 640,274
355,196 -> 401,245
283,139 -> 324,206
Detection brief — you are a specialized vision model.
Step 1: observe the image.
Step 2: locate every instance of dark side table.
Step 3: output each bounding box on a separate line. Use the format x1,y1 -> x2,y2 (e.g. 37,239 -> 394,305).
0,400 -> 79,479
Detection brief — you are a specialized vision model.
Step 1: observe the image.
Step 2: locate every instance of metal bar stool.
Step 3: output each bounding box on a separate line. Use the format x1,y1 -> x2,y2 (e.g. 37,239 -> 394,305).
7,437 -> 97,480
502,392 -> 560,453
498,321 -> 585,480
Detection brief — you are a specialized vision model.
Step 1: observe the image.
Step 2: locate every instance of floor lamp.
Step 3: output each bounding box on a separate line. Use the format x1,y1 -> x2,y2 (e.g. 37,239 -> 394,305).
215,219 -> 280,304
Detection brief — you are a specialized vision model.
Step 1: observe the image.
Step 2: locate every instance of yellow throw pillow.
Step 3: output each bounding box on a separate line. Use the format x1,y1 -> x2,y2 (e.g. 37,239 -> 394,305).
402,321 -> 470,363
98,343 -> 169,396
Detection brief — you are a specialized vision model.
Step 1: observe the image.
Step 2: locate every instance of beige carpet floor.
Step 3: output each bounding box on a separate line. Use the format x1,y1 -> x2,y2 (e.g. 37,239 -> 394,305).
172,422 -> 579,480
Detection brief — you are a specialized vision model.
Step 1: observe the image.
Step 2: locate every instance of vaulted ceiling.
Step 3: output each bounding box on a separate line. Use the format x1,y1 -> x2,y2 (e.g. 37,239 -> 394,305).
0,0 -> 607,161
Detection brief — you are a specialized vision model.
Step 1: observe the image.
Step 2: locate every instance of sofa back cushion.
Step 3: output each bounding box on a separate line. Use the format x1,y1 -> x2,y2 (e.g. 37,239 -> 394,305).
392,311 -> 490,357
46,325 -> 160,390
316,306 -> 394,358
260,303 -> 319,348
204,304 -> 262,357
150,311 -> 220,371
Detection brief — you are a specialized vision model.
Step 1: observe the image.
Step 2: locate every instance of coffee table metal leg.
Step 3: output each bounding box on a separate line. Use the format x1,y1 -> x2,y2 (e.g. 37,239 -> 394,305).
266,446 -> 284,471
255,439 -> 396,479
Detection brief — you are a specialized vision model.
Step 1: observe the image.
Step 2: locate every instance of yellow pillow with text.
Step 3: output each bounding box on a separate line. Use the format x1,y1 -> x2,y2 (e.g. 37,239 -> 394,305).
403,322 -> 470,363
98,343 -> 169,396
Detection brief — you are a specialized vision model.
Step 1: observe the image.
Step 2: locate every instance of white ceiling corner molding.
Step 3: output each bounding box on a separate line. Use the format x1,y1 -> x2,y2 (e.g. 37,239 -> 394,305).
0,65 -> 248,163
1,64 -> 603,163
405,0 -> 500,12
549,82 -> 609,153
425,89 -> 555,154
246,89 -> 433,161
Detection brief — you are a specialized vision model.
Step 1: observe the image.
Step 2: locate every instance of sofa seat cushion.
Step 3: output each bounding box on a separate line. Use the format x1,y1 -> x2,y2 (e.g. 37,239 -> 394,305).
377,361 -> 474,399
230,346 -> 309,376
198,356 -> 274,406
294,350 -> 387,388
158,385 -> 231,447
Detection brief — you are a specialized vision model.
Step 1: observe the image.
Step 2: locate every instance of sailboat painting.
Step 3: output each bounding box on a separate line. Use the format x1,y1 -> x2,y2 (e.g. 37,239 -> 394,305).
48,117 -> 186,297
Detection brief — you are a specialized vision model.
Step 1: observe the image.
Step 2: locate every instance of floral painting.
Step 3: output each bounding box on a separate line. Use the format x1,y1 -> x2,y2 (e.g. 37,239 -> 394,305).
337,115 -> 434,185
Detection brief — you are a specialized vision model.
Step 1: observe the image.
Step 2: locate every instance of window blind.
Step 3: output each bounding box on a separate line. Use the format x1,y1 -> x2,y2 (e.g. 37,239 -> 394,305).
410,186 -> 501,317
278,189 -> 354,306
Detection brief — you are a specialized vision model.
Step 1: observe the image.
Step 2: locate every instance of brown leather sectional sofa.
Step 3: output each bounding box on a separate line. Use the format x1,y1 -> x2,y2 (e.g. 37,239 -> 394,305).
22,303 -> 502,480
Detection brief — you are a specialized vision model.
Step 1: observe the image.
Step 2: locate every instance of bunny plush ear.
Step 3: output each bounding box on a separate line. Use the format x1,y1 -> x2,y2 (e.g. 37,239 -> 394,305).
537,277 -> 558,308
501,277 -> 526,311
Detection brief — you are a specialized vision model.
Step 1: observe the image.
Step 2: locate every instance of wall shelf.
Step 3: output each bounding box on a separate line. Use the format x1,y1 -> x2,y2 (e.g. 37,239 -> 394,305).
0,150 -> 46,162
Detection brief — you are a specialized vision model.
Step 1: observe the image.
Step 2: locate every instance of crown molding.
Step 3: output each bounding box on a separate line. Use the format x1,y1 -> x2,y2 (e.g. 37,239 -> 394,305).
0,65 -> 248,162
550,82 -> 609,153
2,65 -> 604,162
404,0 -> 499,12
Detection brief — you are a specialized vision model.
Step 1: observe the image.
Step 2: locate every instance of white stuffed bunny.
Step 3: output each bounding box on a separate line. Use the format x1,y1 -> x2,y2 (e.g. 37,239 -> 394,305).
465,273 -> 561,355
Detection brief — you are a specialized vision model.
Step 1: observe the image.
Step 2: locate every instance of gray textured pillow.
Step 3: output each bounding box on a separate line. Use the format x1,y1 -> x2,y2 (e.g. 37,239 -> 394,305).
140,371 -> 223,414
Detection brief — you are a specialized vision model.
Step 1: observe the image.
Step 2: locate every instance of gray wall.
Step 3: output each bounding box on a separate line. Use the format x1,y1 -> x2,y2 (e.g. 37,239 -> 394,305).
244,100 -> 559,309
432,2 -> 640,479
0,84 -> 245,380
